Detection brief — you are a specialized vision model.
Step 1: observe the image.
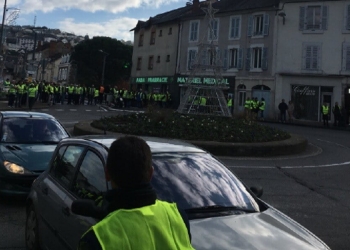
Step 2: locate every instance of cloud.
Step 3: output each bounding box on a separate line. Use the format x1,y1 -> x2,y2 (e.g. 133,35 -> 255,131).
17,0 -> 181,14
58,17 -> 139,41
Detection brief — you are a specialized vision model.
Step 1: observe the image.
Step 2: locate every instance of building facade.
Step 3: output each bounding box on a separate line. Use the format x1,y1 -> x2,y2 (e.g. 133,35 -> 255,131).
275,0 -> 350,122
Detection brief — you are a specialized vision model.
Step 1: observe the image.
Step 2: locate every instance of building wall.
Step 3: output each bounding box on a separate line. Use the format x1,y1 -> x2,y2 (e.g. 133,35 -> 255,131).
275,0 -> 350,121
178,8 -> 277,117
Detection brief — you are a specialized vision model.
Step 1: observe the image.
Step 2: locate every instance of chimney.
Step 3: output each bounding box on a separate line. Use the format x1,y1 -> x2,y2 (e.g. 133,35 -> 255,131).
192,0 -> 200,11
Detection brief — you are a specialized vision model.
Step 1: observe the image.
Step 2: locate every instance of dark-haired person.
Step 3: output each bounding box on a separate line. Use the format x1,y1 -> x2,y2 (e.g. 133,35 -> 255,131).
78,136 -> 194,250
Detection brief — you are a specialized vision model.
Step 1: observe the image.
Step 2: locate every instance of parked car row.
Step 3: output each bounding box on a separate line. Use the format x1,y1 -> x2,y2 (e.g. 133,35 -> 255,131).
0,111 -> 331,250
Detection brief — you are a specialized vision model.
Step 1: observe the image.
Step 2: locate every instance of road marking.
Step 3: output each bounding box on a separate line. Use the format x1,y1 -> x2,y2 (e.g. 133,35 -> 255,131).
228,161 -> 350,169
55,109 -> 64,111
61,121 -> 79,125
86,110 -> 91,112
69,109 -> 77,111
41,109 -> 49,111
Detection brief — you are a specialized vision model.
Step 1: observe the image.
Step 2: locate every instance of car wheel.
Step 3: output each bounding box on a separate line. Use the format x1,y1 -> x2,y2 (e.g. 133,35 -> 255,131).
25,205 -> 41,250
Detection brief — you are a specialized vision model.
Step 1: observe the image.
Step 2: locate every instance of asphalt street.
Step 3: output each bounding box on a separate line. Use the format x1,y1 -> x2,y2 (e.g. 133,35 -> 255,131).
0,104 -> 349,249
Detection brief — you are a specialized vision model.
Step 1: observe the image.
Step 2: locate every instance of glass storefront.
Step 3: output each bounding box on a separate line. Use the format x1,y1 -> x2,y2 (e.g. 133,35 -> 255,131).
291,85 -> 320,121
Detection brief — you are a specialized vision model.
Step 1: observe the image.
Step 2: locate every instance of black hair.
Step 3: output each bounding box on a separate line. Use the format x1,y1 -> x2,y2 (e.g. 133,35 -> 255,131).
106,136 -> 152,188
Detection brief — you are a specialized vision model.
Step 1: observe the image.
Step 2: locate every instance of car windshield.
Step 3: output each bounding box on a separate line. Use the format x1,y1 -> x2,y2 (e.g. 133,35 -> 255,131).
1,117 -> 69,143
151,153 -> 260,212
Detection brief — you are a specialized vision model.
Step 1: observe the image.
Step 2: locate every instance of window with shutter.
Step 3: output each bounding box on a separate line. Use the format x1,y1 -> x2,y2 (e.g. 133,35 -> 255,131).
342,43 -> 350,71
252,47 -> 262,69
187,49 -> 197,70
248,13 -> 269,37
246,48 -> 251,70
301,5 -> 327,32
229,48 -> 238,68
189,21 -> 199,42
346,5 -> 350,30
208,19 -> 219,41
303,43 -> 321,71
229,16 -> 241,39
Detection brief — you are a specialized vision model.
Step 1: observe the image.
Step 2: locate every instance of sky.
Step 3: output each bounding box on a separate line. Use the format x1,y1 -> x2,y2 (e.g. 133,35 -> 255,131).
3,0 -> 189,42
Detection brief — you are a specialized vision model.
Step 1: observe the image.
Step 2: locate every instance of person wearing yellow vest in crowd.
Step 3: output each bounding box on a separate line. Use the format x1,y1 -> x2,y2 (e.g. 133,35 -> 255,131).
227,96 -> 233,114
67,84 -> 74,104
94,87 -> 99,105
321,101 -> 330,127
199,95 -> 207,113
7,83 -> 17,107
244,97 -> 251,118
259,98 -> 266,121
28,83 -> 37,110
78,136 -> 194,250
4,78 -> 10,87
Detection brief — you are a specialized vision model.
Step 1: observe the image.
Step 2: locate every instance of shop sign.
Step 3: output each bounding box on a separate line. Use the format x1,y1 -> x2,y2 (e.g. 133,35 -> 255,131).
132,77 -> 170,84
293,86 -> 316,96
176,76 -> 229,85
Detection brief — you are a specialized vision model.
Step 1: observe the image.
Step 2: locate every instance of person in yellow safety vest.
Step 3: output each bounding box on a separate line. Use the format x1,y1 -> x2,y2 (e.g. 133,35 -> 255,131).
87,85 -> 95,105
7,84 -> 17,107
78,136 -> 194,250
259,98 -> 265,121
28,83 -> 37,110
199,95 -> 207,113
67,84 -> 74,104
94,88 -> 99,105
322,102 -> 330,127
15,82 -> 24,108
227,96 -> 233,114
4,78 -> 10,86
244,97 -> 251,117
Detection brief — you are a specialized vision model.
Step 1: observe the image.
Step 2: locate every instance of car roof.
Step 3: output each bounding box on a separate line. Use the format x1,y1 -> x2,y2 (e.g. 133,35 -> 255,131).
68,135 -> 206,154
1,111 -> 55,119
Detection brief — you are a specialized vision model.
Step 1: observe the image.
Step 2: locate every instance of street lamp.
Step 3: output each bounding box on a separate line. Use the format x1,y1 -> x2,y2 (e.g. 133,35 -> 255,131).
99,49 -> 109,86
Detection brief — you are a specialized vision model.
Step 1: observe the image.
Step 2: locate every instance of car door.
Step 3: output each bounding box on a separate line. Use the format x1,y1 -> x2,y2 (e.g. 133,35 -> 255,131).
57,148 -> 108,249
38,144 -> 85,250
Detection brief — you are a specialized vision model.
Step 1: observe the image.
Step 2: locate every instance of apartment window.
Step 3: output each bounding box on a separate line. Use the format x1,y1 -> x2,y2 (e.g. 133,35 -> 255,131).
299,6 -> 328,31
302,43 -> 321,71
342,42 -> 350,71
228,48 -> 243,69
187,48 -> 197,70
159,30 -> 163,37
150,31 -> 156,45
156,56 -> 160,63
252,47 -> 262,69
248,14 -> 269,37
229,16 -> 241,39
168,27 -> 172,35
148,56 -> 154,70
208,49 -> 218,66
138,34 -> 144,46
246,46 -> 268,71
189,21 -> 199,42
166,55 -> 170,62
208,19 -> 219,40
137,57 -> 142,70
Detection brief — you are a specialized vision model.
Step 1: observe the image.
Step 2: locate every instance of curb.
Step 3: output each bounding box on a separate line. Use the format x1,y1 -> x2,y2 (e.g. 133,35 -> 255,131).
73,120 -> 308,157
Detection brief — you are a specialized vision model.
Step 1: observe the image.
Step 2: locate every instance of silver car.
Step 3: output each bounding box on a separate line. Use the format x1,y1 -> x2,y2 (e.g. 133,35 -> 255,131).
25,135 -> 330,250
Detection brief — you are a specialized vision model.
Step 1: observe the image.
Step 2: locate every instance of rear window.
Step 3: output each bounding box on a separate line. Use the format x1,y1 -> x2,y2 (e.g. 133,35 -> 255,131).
151,153 -> 259,211
1,117 -> 69,143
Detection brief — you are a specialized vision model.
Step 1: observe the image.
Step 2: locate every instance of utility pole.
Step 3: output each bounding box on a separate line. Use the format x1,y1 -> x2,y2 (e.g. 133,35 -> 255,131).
99,50 -> 109,86
0,0 -> 7,53
0,0 -> 7,80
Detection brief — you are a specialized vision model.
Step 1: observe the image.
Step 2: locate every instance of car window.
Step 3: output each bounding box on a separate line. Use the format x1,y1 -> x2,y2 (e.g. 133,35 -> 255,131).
51,145 -> 85,188
72,150 -> 107,200
151,153 -> 259,212
1,117 -> 69,143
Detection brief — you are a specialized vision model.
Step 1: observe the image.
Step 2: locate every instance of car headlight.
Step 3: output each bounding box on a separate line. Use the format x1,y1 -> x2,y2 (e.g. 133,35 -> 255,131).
4,161 -> 32,174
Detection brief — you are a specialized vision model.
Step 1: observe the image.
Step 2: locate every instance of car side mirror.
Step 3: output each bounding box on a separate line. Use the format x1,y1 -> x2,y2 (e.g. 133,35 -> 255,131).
250,186 -> 263,198
71,199 -> 105,219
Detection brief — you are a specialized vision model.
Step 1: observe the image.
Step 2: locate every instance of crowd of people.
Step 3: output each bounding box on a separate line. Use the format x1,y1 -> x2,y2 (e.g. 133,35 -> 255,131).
5,80 -> 173,110
244,97 -> 266,120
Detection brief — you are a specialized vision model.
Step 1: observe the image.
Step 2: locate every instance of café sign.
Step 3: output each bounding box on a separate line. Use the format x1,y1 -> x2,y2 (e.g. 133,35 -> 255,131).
293,86 -> 316,96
